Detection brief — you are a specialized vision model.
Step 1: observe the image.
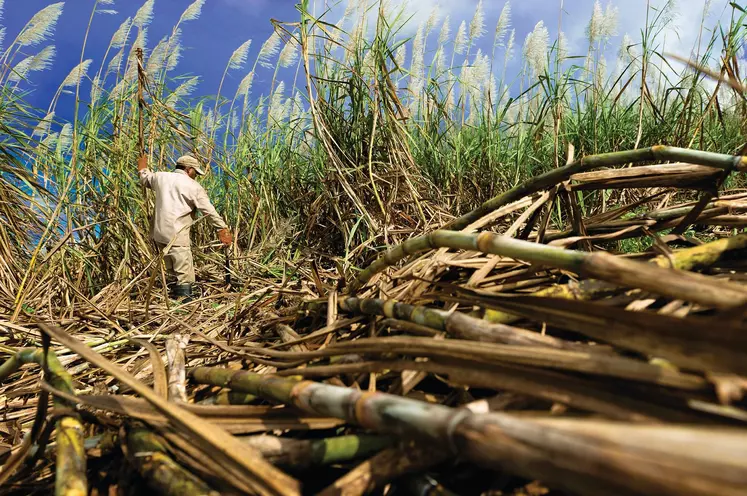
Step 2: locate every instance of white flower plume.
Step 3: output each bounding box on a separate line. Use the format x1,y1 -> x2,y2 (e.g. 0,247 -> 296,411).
278,39 -> 298,68
494,2 -> 511,48
134,0 -> 155,28
110,17 -> 131,49
17,3 -> 64,48
523,21 -> 549,76
454,21 -> 468,55
179,0 -> 205,24
61,59 -> 92,88
9,45 -> 56,82
228,39 -> 252,70
469,0 -> 486,41
258,32 -> 281,69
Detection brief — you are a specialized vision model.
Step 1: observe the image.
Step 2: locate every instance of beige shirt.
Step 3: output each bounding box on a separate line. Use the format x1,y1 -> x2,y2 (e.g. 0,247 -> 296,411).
139,168 -> 228,246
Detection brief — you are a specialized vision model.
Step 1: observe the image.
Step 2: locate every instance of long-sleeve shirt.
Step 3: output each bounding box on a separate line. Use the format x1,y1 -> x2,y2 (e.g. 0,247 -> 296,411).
139,168 -> 228,247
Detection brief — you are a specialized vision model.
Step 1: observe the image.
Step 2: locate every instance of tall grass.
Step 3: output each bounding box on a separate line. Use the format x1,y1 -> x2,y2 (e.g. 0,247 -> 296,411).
0,0 -> 744,311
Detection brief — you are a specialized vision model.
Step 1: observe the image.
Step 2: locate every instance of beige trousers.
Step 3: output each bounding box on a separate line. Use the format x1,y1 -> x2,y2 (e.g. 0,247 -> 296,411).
156,243 -> 195,284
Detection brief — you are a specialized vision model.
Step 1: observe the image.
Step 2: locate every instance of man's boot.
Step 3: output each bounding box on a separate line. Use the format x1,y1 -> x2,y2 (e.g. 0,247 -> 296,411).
171,283 -> 193,303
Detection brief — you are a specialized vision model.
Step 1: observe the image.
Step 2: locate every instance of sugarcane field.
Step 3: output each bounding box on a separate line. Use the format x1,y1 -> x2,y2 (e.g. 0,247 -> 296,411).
1,0 -> 747,494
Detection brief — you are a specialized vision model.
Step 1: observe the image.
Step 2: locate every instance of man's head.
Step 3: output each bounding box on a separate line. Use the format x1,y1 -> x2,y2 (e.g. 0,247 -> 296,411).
176,155 -> 205,179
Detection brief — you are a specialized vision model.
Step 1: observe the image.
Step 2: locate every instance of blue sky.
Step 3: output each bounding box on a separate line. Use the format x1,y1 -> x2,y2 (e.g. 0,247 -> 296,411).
2,0 -> 735,123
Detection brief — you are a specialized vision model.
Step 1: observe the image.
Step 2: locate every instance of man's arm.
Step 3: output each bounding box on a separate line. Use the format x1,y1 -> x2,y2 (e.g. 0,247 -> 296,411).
137,155 -> 155,189
192,185 -> 229,231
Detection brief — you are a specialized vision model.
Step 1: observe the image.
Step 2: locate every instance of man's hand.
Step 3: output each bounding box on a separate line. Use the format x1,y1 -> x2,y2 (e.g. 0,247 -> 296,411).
137,155 -> 148,171
218,228 -> 233,246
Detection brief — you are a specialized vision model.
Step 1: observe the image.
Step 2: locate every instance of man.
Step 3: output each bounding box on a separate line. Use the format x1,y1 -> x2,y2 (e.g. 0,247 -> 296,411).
137,154 -> 233,300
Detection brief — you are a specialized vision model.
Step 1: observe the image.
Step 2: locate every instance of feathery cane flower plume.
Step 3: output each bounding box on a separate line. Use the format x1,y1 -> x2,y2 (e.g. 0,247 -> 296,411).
433,17 -> 450,73
558,31 -> 569,60
228,109 -> 239,134
465,50 -> 489,112
16,3 -> 64,48
57,123 -> 73,154
166,76 -> 199,106
395,43 -> 406,68
596,54 -> 607,88
146,37 -> 168,74
438,16 -> 451,47
289,91 -> 305,122
505,28 -> 515,63
258,31 -> 281,69
110,17 -> 131,49
524,21 -> 549,77
107,50 -> 123,75
236,71 -> 255,99
202,108 -> 218,135
587,1 -> 619,45
228,39 -> 252,70
131,28 -> 148,54
90,76 -> 102,104
434,47 -> 446,74
586,0 -> 603,45
33,112 -> 54,138
41,132 -> 58,150
409,23 -> 426,95
425,5 -> 440,35
268,81 -> 286,126
278,39 -> 298,68
349,19 -> 365,55
601,3 -> 619,41
9,45 -> 56,82
179,0 -> 205,24
494,2 -> 511,48
0,0 -> 4,20
618,33 -> 636,64
61,59 -> 92,89
0,28 -> 6,53
469,0 -> 486,41
488,74 -> 497,105
454,21 -> 468,55
164,29 -> 182,72
134,0 -> 155,28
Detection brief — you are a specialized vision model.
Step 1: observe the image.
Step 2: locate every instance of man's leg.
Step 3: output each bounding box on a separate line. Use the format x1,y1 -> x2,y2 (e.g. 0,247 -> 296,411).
156,243 -> 176,284
157,242 -> 178,296
169,246 -> 196,300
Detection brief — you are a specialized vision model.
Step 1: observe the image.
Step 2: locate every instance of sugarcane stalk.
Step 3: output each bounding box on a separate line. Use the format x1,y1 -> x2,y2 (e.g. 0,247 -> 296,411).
338,296 -> 595,351
486,233 -> 747,324
321,334 -> 705,389
0,348 -> 86,496
443,146 -> 747,231
190,367 -> 747,496
276,359 -> 701,423
349,231 -> 747,310
125,423 -> 219,496
241,433 -> 394,468
166,334 -> 188,402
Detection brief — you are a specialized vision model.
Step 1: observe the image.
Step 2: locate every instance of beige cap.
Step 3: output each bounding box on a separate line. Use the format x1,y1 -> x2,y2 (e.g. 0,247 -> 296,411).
176,155 -> 205,176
